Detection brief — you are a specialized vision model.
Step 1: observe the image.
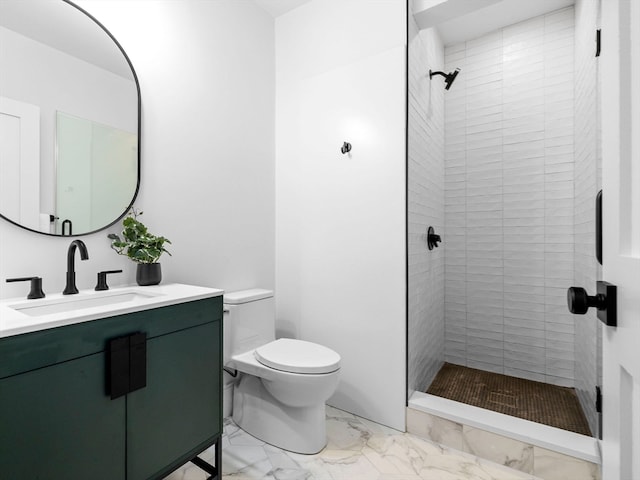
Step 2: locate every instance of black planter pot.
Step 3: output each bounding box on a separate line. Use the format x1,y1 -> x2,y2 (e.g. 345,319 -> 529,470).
136,263 -> 162,286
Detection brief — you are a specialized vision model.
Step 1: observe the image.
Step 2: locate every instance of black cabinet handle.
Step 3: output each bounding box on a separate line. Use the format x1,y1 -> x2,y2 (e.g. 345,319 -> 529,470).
129,332 -> 147,393
107,335 -> 130,399
6,276 -> 45,299
107,332 -> 147,399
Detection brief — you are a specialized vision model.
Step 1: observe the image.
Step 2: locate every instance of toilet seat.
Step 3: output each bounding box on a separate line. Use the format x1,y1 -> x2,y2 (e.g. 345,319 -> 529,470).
254,338 -> 340,374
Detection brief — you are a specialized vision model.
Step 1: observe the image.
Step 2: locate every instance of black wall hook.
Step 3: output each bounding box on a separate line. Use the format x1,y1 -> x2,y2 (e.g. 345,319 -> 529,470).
427,226 -> 442,250
341,141 -> 352,154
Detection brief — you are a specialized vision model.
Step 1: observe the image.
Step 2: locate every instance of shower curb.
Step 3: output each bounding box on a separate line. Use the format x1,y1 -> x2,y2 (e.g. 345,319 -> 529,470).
408,392 -> 601,480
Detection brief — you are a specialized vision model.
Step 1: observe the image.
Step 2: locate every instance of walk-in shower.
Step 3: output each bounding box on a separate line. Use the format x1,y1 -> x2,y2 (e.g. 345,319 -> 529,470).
407,0 -> 601,446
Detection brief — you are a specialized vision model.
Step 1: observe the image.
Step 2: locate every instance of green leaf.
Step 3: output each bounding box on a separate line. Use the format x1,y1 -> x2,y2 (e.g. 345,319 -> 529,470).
106,208 -> 171,264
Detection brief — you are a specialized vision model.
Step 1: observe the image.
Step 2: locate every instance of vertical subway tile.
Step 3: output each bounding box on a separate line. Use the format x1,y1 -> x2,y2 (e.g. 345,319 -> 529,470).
441,6 -> 578,389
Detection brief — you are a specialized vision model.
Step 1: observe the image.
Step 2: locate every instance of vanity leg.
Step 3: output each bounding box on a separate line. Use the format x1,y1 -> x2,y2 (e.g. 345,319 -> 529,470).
215,438 -> 222,479
190,438 -> 221,480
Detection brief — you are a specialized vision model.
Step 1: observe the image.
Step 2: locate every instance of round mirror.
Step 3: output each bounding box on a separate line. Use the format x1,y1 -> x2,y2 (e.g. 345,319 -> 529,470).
0,0 -> 140,236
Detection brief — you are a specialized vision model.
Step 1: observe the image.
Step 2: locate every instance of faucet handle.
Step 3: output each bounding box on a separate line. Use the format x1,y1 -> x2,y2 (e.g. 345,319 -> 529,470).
6,277 -> 46,299
95,270 -> 123,291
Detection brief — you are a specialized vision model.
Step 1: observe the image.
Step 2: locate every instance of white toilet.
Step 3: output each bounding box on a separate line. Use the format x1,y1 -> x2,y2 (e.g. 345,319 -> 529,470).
223,289 -> 341,454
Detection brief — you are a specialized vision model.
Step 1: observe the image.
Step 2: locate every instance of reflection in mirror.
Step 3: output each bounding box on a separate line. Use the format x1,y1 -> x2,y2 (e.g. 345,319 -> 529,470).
57,112 -> 137,235
0,0 -> 140,236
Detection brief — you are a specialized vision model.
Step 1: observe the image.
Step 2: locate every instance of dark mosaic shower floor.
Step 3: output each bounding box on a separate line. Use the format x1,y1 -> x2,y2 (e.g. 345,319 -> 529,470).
426,363 -> 592,436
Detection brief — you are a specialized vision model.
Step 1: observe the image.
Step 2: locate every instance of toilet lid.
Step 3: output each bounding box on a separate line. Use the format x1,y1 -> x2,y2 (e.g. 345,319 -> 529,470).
254,338 -> 340,374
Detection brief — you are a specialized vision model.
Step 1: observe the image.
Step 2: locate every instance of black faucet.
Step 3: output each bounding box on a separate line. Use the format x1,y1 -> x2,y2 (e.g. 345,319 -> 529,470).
63,240 -> 89,295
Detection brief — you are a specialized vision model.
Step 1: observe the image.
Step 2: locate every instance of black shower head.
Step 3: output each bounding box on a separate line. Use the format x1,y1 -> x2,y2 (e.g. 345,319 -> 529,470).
429,68 -> 461,90
445,68 -> 460,90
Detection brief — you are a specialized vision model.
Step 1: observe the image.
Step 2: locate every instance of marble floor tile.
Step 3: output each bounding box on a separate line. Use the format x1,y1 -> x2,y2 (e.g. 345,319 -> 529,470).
164,407 -> 541,480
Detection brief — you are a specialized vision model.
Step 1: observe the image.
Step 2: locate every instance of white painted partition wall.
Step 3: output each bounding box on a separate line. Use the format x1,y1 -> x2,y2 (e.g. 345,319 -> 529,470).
275,0 -> 407,431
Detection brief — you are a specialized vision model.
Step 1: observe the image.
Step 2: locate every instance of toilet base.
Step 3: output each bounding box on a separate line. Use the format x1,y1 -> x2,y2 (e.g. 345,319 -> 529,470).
232,374 -> 327,454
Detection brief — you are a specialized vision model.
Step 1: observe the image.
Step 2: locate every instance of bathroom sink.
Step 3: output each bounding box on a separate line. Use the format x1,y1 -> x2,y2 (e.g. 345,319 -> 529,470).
0,283 -> 223,339
8,289 -> 160,317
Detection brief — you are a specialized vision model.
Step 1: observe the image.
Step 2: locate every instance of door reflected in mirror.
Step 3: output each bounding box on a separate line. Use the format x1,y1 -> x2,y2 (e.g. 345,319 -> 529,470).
0,0 -> 140,236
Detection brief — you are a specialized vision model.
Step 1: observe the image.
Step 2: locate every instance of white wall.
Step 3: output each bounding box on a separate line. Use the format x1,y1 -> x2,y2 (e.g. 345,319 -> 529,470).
275,0 -> 407,430
573,0 -> 601,436
0,25 -> 136,220
407,10 -> 445,396
443,7 -> 577,387
0,0 -> 274,299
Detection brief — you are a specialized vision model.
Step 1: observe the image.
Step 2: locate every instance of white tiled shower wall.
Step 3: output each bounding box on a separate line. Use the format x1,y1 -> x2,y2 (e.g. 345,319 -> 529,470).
407,10 -> 445,396
443,8 -> 577,387
573,0 -> 601,436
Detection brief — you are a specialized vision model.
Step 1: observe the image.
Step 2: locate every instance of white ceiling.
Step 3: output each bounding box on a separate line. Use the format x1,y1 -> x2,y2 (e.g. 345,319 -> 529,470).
0,0 -> 133,79
414,0 -> 576,45
252,0 -> 313,18
1,0 -> 576,75
253,0 -> 576,35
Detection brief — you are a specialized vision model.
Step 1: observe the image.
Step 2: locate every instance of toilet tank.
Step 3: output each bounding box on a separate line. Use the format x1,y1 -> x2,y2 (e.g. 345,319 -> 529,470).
224,289 -> 275,362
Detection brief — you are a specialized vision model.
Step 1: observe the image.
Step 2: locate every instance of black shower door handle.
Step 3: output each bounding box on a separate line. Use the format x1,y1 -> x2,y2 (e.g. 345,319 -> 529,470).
596,190 -> 602,265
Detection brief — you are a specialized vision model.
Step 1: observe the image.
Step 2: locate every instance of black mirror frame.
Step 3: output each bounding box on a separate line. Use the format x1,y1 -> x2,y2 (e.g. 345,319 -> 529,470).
0,0 -> 141,237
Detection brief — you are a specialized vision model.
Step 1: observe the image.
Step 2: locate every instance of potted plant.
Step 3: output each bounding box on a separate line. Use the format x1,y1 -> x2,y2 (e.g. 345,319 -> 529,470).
108,208 -> 171,286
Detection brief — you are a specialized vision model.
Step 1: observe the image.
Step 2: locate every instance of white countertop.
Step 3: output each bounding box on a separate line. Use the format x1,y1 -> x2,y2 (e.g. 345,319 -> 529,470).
0,283 -> 223,339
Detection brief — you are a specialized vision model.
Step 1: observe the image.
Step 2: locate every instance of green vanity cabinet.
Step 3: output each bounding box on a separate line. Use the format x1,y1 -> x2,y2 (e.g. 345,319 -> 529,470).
0,349 -> 126,479
0,295 -> 222,480
127,320 -> 220,478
